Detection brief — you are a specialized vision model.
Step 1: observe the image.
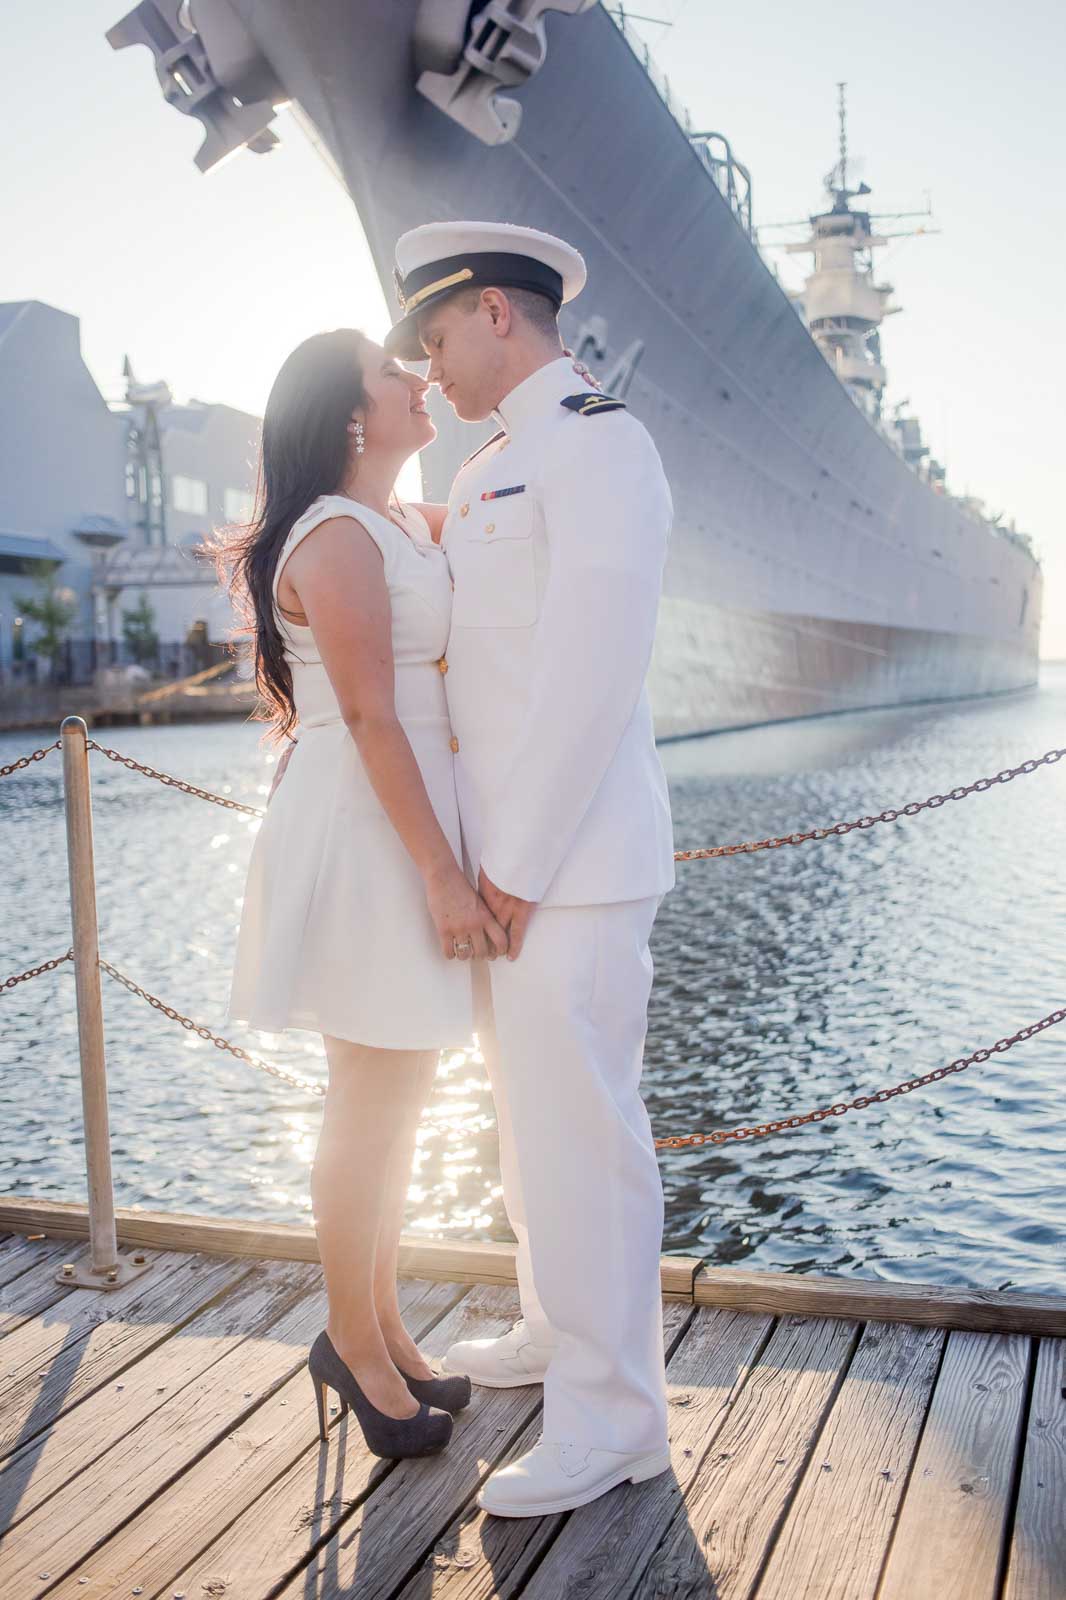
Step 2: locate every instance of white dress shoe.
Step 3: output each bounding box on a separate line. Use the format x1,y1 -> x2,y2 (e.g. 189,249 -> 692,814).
440,1317 -> 558,1388
477,1436 -> 672,1517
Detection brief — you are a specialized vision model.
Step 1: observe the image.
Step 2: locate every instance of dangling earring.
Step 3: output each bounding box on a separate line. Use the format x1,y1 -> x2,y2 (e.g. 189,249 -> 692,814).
347,418 -> 365,454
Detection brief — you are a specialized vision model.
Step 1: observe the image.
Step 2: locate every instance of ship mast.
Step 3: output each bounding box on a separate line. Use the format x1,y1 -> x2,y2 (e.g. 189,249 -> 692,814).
778,83 -> 899,420
758,82 -> 944,494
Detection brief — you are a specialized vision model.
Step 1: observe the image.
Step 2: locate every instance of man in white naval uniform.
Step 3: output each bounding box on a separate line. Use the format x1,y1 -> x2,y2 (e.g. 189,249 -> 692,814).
384,221 -> 676,1516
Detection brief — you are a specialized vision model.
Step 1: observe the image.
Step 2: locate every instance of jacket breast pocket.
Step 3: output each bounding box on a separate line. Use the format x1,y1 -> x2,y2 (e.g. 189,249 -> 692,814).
449,496 -> 538,629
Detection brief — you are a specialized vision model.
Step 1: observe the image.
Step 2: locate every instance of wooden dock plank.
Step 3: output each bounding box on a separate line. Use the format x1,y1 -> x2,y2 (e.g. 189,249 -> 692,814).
167,1284 -> 535,1600
0,1256 -> 311,1534
634,1313 -> 860,1598
1,1262 -> 333,1594
8,1206 -> 1062,1333
0,1224 -> 1056,1600
0,1199 -> 516,1277
0,1241 -> 91,1338
37,1275 -> 465,1599
695,1266 -> 1066,1336
1001,1336 -> 1065,1600
0,1199 -> 703,1301
264,1296 -> 694,1600
0,1249 -> 251,1462
0,1233 -> 73,1293
877,1330 -> 1031,1600
755,1318 -> 946,1599
415,1305 -> 773,1600
406,1405 -> 567,1600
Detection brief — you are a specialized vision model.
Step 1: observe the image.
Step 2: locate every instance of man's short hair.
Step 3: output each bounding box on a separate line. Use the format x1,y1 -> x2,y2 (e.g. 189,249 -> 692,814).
455,283 -> 560,338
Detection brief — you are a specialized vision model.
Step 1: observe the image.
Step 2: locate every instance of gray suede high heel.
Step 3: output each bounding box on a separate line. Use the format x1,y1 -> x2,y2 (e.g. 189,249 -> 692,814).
308,1330 -> 453,1458
396,1363 -> 472,1414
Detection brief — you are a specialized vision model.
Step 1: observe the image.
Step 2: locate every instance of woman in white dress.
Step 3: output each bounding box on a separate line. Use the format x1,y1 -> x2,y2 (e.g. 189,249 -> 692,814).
222,328 -> 507,1461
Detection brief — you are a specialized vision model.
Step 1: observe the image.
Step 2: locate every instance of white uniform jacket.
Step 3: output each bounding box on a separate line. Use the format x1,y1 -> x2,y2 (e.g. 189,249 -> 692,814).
441,355 -> 676,907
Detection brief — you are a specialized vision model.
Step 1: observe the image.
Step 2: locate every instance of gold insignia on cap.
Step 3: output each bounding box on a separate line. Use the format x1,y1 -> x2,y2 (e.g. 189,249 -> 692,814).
404,266 -> 476,314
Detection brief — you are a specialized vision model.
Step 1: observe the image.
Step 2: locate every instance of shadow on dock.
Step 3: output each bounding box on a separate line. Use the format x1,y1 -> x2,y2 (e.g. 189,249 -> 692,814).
0,1204 -> 1062,1599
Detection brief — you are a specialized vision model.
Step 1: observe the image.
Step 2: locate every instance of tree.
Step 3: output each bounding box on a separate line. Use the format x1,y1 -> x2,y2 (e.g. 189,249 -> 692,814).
16,561 -> 78,675
121,591 -> 159,665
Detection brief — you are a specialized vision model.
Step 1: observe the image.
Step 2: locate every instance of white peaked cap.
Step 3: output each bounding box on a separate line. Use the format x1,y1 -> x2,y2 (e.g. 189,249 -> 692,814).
384,220 -> 587,359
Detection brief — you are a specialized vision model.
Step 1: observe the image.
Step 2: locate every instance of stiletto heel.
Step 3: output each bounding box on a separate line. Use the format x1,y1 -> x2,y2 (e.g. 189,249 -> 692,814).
312,1372 -> 351,1441
307,1331 -> 453,1459
312,1372 -> 330,1442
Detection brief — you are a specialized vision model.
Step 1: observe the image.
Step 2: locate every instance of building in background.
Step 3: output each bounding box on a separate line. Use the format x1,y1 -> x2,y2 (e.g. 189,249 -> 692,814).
0,299 -> 259,676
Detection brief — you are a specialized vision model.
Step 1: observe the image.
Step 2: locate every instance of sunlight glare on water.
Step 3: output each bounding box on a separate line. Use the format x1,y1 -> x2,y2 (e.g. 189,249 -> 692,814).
2,666 -> 1063,1293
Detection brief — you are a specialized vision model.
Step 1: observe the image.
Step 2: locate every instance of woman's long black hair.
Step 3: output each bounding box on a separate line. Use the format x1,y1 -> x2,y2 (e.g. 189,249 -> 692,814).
214,328 -> 372,742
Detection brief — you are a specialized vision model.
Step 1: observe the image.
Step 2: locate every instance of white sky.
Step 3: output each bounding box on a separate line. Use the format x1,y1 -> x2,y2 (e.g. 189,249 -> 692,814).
3,1 -> 1063,653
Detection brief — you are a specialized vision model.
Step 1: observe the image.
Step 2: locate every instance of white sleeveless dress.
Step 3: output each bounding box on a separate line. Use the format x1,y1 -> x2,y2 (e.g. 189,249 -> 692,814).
227,494 -> 475,1049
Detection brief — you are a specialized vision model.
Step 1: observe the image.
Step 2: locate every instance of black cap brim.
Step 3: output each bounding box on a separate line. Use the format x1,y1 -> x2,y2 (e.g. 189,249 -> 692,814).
384,252 -> 566,361
382,303 -> 437,362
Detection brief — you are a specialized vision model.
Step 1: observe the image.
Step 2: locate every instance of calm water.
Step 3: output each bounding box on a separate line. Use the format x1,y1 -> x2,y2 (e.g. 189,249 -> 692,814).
2,669 -> 1064,1294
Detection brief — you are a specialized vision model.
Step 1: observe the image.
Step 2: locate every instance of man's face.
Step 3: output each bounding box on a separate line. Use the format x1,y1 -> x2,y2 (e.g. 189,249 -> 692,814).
416,291 -> 508,422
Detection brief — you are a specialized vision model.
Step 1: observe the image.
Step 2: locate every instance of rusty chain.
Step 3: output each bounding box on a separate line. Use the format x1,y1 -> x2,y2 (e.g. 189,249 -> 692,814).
2,734 -> 1063,1141
3,735 -> 1061,854
0,949 -> 321,1097
95,957 -> 326,1098
653,1005 -> 1066,1147
674,746 -> 1065,861
0,739 -> 61,780
1,949 -> 73,991
84,739 -> 265,818
4,947 -> 1062,1145
0,735 -> 261,816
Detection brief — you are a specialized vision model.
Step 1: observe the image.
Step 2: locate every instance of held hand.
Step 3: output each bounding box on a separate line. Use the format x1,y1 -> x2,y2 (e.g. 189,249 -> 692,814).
478,869 -> 537,960
425,864 -> 509,962
268,740 -> 296,805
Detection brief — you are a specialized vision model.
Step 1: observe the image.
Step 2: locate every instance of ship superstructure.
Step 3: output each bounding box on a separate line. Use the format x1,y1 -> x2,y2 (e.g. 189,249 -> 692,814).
105,1 -> 1042,736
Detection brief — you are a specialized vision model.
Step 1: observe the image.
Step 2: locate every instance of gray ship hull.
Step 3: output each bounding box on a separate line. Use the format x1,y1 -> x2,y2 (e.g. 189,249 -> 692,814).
175,1 -> 1045,736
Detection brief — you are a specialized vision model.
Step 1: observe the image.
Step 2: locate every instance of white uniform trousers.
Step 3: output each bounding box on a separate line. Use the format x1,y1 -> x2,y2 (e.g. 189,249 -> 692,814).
470,893 -> 669,1454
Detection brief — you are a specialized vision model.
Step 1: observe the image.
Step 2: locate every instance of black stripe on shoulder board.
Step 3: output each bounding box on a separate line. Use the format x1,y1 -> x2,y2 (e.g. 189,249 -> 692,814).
560,393 -> 627,416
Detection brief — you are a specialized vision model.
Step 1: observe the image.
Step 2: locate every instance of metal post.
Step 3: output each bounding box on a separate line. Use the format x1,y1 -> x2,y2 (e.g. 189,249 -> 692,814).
57,717 -> 149,1290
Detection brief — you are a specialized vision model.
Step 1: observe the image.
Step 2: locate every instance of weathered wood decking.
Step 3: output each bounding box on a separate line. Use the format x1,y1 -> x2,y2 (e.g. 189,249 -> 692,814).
0,1205 -> 1063,1599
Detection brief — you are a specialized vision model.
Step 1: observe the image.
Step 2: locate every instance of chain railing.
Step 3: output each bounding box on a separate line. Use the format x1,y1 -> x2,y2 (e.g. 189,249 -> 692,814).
674,746 -> 1064,860
6,947 -> 1064,1147
654,1004 -> 1066,1147
2,722 -> 1063,1155
85,738 -> 265,817
5,733 -> 1062,858
2,949 -> 73,991
0,738 -> 61,780
95,956 -> 325,1098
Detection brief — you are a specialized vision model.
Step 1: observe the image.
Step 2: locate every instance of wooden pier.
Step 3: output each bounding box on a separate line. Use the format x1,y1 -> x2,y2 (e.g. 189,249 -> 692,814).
0,1200 -> 1062,1599
0,665 -> 255,734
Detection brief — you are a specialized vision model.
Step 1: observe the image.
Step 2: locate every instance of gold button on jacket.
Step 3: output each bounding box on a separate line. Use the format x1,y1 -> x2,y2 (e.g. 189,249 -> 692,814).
450,735 -> 460,753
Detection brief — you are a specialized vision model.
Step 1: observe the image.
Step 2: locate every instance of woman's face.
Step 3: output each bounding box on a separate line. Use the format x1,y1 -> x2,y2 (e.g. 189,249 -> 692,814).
356,339 -> 435,456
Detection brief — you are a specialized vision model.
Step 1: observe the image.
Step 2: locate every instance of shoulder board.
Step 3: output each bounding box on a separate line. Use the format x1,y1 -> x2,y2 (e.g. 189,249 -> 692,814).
560,392 -> 627,417
460,429 -> 507,469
